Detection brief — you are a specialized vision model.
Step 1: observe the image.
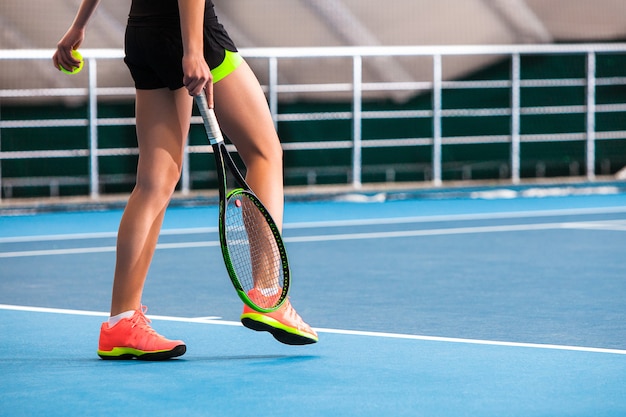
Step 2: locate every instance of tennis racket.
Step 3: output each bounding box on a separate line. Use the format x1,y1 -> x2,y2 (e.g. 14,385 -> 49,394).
194,93 -> 290,313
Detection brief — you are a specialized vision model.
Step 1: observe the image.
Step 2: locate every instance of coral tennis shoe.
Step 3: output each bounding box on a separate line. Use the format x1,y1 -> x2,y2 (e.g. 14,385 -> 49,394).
241,288 -> 318,345
97,306 -> 186,360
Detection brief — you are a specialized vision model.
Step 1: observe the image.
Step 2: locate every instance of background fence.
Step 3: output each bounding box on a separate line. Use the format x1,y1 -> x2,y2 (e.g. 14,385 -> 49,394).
1,43 -> 626,200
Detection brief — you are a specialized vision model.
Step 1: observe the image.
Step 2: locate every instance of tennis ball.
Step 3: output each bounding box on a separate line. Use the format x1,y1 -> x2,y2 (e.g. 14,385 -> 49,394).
59,50 -> 83,75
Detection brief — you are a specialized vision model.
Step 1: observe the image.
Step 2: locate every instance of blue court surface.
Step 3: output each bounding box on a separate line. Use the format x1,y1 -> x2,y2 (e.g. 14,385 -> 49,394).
1,185 -> 626,416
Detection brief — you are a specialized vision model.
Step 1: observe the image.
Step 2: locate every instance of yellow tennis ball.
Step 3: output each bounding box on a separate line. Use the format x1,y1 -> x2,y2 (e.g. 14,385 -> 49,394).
59,50 -> 84,75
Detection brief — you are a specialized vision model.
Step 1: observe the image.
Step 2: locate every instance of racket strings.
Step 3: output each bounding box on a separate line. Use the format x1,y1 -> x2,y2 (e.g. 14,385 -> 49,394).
224,194 -> 284,308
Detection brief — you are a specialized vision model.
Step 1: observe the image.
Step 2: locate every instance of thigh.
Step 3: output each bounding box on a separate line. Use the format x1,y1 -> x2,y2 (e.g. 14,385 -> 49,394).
213,61 -> 285,226
212,60 -> 281,165
135,88 -> 194,184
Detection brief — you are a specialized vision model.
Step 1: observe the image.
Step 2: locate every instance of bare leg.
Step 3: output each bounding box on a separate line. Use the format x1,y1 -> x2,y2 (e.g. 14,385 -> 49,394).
213,60 -> 285,229
109,87 -> 193,316
209,60 -> 317,344
213,60 -> 285,293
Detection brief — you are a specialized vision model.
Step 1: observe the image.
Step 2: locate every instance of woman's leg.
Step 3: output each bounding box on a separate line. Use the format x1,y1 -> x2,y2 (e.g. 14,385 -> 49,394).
109,87 -> 193,316
213,60 -> 318,345
212,60 -> 285,229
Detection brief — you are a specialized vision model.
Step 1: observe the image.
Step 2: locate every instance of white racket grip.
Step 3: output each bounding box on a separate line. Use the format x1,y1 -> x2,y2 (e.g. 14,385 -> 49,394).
194,94 -> 224,145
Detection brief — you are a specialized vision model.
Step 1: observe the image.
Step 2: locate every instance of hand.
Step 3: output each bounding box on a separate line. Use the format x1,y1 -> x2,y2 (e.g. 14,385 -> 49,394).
53,27 -> 85,72
182,54 -> 213,107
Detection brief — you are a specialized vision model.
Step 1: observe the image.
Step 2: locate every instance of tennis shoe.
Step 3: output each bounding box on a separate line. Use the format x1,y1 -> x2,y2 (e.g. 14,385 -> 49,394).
241,288 -> 318,345
97,306 -> 186,360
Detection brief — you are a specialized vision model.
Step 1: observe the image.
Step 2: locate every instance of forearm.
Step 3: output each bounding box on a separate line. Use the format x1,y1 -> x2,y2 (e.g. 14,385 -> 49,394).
54,0 -> 100,69
178,0 -> 212,98
178,0 -> 205,57
71,0 -> 101,30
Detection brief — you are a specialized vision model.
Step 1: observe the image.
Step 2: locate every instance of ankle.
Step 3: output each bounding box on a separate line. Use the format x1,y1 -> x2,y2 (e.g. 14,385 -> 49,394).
108,310 -> 135,327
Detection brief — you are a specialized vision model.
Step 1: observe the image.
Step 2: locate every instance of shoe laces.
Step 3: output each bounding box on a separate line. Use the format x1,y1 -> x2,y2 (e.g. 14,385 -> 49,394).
281,298 -> 307,330
130,305 -> 158,336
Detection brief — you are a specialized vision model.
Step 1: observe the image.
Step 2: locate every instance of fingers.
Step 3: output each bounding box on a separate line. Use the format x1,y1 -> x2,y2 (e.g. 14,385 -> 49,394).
53,29 -> 84,72
182,55 -> 213,107
54,48 -> 82,72
183,74 -> 203,96
204,81 -> 214,109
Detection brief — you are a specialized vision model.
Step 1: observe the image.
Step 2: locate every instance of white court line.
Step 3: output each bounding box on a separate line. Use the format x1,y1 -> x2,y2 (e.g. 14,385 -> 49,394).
0,227 -> 218,244
285,205 -> 626,229
0,231 -> 118,243
562,220 -> 626,232
3,219 -> 625,258
0,241 -> 220,258
2,205 -> 626,244
0,245 -> 118,257
0,220 -> 621,258
285,221 -> 569,243
1,303 -> 625,356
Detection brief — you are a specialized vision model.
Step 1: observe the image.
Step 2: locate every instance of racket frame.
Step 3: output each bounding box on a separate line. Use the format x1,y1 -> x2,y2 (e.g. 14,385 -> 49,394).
194,94 -> 290,313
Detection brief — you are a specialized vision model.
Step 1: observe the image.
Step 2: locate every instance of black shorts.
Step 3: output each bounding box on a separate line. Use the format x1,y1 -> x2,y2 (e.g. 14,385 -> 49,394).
124,15 -> 239,90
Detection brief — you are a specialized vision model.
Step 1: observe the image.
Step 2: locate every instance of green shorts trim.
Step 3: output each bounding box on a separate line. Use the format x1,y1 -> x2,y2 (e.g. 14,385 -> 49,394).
211,50 -> 243,83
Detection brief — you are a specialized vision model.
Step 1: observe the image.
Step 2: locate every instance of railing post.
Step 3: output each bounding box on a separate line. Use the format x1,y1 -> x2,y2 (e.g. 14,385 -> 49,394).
586,51 -> 597,180
511,53 -> 521,184
352,54 -> 363,189
87,57 -> 100,199
432,54 -> 442,186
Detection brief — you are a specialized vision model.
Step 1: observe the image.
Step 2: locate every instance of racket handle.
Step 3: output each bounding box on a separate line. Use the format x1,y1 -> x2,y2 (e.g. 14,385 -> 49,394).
194,94 -> 224,145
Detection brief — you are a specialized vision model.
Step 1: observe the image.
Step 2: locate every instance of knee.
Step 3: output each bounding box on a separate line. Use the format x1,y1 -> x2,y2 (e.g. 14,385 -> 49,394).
264,137 -> 283,165
134,162 -> 182,201
250,134 -> 283,167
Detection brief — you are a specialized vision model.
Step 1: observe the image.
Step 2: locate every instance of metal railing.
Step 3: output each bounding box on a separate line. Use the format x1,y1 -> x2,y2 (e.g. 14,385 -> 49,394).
1,44 -> 626,199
